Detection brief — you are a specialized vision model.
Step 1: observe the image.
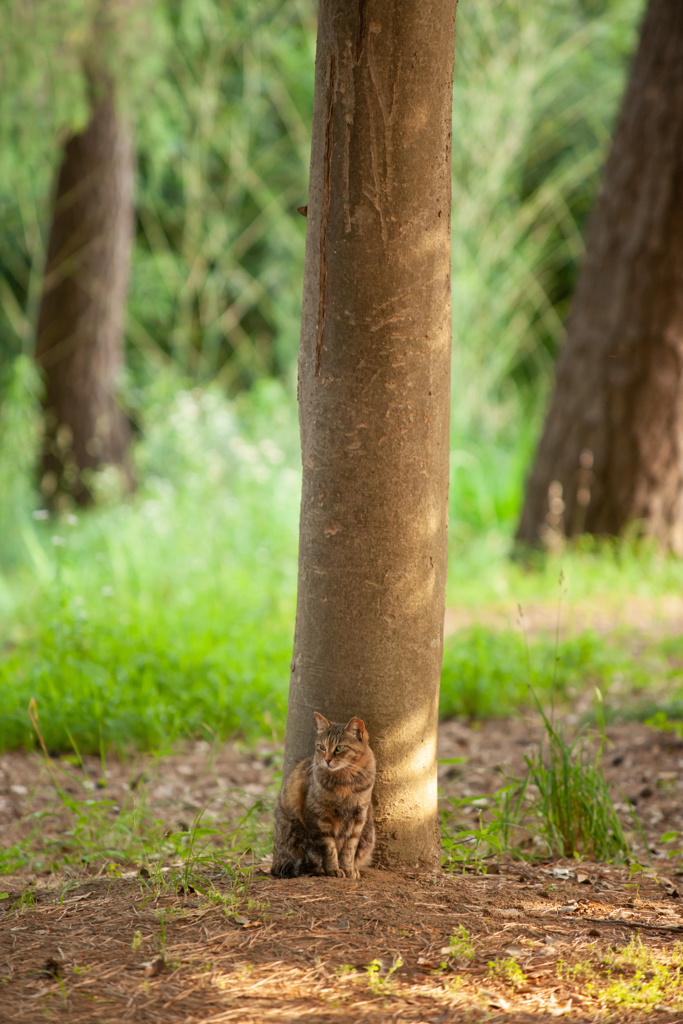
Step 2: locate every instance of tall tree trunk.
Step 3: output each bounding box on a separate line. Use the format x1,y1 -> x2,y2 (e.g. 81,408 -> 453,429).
283,0 -> 456,872
36,76 -> 134,507
517,0 -> 683,552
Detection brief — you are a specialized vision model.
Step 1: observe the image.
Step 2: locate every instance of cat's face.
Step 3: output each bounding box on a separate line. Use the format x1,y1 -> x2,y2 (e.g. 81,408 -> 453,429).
313,712 -> 369,772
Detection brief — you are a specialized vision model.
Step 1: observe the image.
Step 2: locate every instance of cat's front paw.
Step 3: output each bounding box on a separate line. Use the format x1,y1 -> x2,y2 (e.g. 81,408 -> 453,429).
325,868 -> 345,878
343,868 -> 361,879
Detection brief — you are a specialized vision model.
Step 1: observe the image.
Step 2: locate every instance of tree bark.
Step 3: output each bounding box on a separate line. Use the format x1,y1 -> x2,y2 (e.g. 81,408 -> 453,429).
517,0 -> 683,552
36,76 -> 134,507
283,0 -> 456,872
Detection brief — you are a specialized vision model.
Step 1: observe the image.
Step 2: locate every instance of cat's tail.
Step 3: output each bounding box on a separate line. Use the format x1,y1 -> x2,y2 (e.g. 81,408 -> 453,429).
270,856 -> 303,878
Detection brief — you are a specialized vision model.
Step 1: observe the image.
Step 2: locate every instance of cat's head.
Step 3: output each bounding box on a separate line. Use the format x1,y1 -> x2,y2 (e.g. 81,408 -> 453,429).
313,712 -> 370,772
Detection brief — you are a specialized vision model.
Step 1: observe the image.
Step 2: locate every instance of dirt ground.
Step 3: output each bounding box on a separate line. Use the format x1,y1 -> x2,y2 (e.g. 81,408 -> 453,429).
443,594 -> 683,639
2,860 -> 683,1024
2,716 -> 683,1022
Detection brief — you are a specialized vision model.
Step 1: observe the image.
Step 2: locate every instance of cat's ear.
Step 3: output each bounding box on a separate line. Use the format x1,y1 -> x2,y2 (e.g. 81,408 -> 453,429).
345,717 -> 367,741
314,711 -> 331,733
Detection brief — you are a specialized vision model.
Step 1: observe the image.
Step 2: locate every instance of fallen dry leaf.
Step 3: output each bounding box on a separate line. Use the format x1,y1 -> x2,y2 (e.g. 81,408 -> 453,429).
141,957 -> 166,977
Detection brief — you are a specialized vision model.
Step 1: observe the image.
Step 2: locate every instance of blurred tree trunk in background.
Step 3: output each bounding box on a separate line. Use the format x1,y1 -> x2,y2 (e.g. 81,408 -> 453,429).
282,0 -> 456,872
36,71 -> 134,507
516,0 -> 683,552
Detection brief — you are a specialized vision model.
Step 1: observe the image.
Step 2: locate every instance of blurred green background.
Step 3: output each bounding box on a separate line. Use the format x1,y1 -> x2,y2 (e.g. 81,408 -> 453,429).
3,0 -> 681,755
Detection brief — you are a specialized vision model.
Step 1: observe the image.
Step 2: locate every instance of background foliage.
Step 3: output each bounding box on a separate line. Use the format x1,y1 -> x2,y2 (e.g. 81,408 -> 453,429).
0,0 -> 666,753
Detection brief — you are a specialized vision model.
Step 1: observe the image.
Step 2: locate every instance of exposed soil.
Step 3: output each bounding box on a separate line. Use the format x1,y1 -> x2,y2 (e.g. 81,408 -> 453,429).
443,594 -> 683,639
2,862 -> 683,1022
2,718 -> 682,871
2,717 -> 683,1021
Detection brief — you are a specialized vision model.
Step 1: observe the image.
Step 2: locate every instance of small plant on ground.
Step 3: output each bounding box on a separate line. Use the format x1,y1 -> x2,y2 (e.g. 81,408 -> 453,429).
447,925 -> 476,963
488,957 -> 526,990
442,704 -> 632,863
366,955 -> 403,995
520,705 -> 630,860
587,938 -> 683,1012
643,710 -> 683,739
440,797 -> 505,871
660,829 -> 683,870
8,887 -> 37,913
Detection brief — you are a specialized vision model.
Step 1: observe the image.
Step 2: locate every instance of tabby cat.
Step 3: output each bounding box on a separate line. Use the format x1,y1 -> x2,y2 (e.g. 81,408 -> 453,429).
271,712 -> 376,879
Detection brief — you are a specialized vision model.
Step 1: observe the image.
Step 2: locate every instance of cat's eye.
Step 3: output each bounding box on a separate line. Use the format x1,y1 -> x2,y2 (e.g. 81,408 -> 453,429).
318,744 -> 325,751
335,745 -> 345,753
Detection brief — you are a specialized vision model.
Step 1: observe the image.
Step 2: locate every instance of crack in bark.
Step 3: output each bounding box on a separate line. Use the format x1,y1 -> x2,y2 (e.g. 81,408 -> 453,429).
340,43 -> 355,236
355,0 -> 369,64
316,52 -> 336,378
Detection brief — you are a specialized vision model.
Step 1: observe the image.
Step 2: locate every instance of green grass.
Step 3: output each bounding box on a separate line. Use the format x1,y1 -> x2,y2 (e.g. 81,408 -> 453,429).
5,531 -> 683,756
447,528 -> 683,606
439,623 -> 683,722
588,939 -> 683,1013
441,699 -> 632,866
479,940 -> 683,1012
516,711 -> 630,860
0,600 -> 292,753
1,375 -> 683,753
0,378 -> 299,753
1,708 -> 276,877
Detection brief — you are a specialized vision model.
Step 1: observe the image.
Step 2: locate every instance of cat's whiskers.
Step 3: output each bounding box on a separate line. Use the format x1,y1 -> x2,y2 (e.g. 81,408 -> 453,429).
325,759 -> 358,773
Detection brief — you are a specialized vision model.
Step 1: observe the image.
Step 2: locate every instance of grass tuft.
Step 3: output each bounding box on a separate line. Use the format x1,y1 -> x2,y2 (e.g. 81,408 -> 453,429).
515,713 -> 630,860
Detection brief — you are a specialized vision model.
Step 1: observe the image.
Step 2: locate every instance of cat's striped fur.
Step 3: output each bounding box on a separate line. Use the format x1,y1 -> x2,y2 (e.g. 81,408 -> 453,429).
271,712 -> 376,879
